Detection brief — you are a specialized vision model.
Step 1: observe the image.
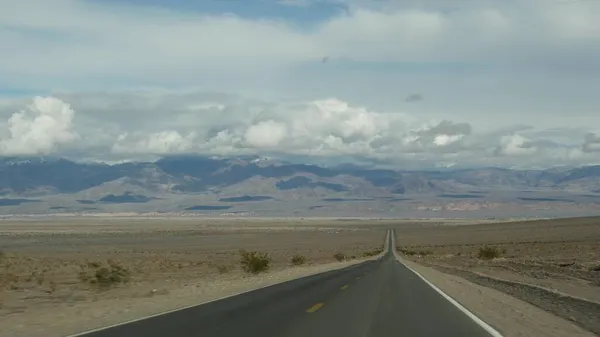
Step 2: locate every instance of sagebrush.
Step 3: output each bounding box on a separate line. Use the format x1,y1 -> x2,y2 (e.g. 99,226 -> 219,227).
477,246 -> 502,260
291,255 -> 306,266
79,260 -> 131,288
239,250 -> 271,274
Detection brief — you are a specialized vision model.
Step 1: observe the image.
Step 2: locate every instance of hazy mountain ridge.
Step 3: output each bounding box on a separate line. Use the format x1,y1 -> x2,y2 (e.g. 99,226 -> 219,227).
2,156 -> 600,197
1,155 -> 600,216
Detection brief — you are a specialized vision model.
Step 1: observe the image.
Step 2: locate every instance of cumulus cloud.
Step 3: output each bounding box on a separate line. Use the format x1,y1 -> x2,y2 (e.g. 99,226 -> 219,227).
112,130 -> 197,155
494,134 -> 537,156
403,120 -> 472,152
244,120 -> 288,148
0,96 -> 78,155
2,92 -> 598,169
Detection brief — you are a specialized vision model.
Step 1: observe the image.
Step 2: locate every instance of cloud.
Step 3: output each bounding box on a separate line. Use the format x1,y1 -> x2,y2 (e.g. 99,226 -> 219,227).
405,94 -> 423,103
583,132 -> 600,152
1,0 -> 599,92
112,130 -> 197,155
244,120 -> 288,148
1,93 -> 599,169
0,96 -> 78,155
494,134 -> 537,156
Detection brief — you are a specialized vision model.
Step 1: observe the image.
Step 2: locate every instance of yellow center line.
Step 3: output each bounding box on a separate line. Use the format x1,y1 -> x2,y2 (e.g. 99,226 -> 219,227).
340,285 -> 349,290
306,302 -> 324,313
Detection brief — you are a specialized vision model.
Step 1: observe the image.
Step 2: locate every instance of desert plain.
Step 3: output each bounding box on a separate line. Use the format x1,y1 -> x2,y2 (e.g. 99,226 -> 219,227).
0,216 -> 599,337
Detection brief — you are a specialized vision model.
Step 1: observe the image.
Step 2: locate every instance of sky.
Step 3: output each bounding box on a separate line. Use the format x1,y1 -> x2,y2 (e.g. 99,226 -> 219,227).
0,0 -> 599,169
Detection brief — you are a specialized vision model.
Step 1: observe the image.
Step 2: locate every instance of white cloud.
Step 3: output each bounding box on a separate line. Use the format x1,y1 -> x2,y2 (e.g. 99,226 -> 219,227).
244,120 -> 288,148
1,0 -> 599,90
112,130 -> 197,155
1,93 -> 598,169
0,96 -> 78,155
496,134 -> 537,156
1,0 -> 600,168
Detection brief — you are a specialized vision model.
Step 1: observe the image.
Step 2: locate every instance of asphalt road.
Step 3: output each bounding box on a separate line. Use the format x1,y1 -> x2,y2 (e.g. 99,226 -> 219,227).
74,230 -> 498,337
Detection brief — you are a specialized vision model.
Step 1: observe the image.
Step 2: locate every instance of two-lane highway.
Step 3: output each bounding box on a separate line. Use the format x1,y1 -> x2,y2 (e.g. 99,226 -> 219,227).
72,230 -> 502,337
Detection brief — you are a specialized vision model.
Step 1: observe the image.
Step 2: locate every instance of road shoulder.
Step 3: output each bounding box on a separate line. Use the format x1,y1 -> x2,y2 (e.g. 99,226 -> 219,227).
395,255 -> 596,337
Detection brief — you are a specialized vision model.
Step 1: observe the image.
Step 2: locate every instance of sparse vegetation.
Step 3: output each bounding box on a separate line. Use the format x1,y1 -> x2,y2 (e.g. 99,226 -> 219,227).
590,264 -> 600,272
397,247 -> 416,256
291,255 -> 306,266
334,252 -> 345,261
362,247 -> 384,257
477,246 -> 502,260
239,250 -> 271,274
397,247 -> 432,257
79,260 -> 131,288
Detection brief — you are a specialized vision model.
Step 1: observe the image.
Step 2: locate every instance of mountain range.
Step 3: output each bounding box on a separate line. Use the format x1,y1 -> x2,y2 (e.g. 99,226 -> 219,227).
1,156 -> 600,217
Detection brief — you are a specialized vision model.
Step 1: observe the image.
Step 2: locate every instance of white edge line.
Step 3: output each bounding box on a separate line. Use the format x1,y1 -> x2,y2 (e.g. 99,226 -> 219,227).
67,232 -> 391,337
391,230 -> 504,337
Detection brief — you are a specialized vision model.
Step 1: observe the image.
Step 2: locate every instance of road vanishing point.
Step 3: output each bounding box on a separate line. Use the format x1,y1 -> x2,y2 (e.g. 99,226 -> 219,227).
71,229 -> 503,337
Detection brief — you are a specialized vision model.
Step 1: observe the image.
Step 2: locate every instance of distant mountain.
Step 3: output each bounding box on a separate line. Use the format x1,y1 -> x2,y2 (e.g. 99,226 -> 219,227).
2,155 -> 600,196
1,155 -> 600,215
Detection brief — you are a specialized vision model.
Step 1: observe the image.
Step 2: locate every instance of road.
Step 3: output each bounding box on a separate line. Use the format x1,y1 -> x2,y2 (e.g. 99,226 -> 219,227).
73,229 -> 500,337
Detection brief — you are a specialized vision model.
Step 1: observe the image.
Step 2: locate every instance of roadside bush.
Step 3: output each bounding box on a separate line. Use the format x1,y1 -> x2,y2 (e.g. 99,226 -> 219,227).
239,250 -> 271,274
334,252 -> 345,262
79,260 -> 131,288
477,246 -> 502,260
291,255 -> 306,266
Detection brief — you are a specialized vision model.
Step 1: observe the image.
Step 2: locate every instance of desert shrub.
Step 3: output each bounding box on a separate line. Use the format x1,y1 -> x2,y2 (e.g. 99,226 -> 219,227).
239,250 -> 271,274
79,260 -> 130,288
590,264 -> 600,272
216,265 -> 232,274
334,252 -> 345,262
291,255 -> 306,266
477,246 -> 502,260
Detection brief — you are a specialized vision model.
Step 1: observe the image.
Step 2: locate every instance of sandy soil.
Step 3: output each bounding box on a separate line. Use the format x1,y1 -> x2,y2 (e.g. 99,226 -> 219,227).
0,218 -> 386,337
394,216 -> 600,335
